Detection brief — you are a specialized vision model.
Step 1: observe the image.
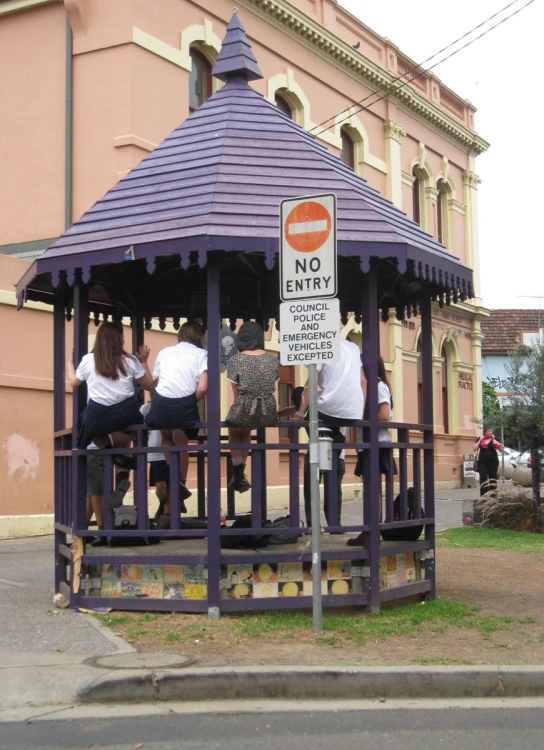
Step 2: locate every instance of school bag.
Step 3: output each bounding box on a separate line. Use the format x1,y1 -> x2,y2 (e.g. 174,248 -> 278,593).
108,505 -> 160,546
264,515 -> 301,545
380,488 -> 425,542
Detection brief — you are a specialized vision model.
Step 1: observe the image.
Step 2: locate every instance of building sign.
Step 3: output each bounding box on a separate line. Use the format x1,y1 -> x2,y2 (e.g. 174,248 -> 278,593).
280,194 -> 337,301
458,372 -> 473,390
279,298 -> 340,365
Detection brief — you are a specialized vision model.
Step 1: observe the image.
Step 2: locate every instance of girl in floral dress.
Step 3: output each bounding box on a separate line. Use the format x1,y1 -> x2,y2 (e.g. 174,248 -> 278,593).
225,322 -> 280,492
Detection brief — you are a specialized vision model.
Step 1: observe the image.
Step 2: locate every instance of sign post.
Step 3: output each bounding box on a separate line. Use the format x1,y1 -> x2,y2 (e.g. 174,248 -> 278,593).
279,194 -> 338,633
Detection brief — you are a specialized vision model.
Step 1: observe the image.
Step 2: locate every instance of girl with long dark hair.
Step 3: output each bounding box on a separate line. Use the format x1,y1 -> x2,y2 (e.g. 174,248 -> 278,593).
67,321 -> 154,509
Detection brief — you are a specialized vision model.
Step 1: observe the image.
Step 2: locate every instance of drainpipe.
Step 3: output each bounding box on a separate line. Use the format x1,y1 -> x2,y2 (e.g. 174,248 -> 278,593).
65,11 -> 73,230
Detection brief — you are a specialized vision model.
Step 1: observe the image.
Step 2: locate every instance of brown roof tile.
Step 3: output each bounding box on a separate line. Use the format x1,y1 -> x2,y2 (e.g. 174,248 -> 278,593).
481,309 -> 543,354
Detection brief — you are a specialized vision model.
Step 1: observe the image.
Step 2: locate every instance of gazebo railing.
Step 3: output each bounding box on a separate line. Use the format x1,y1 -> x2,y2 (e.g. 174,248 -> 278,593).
54,418 -> 435,611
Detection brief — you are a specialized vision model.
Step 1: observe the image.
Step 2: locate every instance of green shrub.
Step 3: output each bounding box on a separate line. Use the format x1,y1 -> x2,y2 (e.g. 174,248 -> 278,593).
482,485 -> 542,533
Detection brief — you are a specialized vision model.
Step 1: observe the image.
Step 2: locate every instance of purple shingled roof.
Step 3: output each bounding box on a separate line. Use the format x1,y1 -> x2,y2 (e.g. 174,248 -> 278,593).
17,12 -> 473,302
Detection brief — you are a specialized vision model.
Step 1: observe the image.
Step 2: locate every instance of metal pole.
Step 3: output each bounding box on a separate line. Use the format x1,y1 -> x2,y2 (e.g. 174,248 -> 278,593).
500,399 -> 505,483
308,363 -> 323,633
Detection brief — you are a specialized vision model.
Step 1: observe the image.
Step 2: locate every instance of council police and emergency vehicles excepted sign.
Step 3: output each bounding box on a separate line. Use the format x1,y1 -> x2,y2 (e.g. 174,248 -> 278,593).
280,194 -> 337,301
279,298 -> 340,365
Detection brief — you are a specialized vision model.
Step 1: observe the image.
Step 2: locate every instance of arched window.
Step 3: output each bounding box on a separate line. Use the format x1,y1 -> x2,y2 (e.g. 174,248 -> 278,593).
440,347 -> 449,433
412,169 -> 425,227
412,176 -> 421,225
189,48 -> 212,112
436,179 -> 448,246
275,92 -> 292,119
340,127 -> 355,169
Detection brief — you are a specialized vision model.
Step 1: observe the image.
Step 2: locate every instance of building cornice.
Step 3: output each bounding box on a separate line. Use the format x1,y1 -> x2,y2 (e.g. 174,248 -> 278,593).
239,0 -> 489,156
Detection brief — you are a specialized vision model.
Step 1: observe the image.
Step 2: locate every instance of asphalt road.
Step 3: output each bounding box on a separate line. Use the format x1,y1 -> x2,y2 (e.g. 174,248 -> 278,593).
2,706 -> 544,749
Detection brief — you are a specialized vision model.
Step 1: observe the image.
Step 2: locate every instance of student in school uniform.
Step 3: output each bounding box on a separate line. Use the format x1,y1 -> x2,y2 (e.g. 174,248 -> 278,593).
67,322 -> 153,508
296,337 -> 366,528
140,399 -> 176,519
348,355 -> 397,546
144,321 -> 208,503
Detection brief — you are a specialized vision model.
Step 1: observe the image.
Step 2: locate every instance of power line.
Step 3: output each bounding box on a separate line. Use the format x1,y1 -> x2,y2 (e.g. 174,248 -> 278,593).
309,0 -> 522,135
310,0 -> 535,137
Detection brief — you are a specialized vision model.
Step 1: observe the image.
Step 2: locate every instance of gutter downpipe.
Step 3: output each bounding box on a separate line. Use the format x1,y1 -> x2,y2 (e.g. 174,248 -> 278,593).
65,7 -> 73,230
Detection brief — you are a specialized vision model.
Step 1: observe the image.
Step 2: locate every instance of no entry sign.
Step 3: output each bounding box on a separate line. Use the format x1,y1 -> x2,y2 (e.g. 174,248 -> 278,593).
280,193 -> 337,301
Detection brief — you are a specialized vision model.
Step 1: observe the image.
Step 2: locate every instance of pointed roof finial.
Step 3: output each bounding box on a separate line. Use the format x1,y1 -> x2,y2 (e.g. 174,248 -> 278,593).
212,12 -> 263,82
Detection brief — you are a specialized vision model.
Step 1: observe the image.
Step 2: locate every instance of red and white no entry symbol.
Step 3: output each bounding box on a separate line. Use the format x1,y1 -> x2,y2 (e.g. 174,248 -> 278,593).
284,200 -> 332,253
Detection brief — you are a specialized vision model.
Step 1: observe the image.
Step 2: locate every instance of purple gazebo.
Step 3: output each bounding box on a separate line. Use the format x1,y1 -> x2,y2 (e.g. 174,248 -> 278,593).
17,13 -> 473,615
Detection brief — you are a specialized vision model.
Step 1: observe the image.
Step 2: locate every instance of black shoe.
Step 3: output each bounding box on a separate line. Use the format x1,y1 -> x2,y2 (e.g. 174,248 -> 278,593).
231,464 -> 251,493
179,482 -> 191,514
91,536 -> 109,547
106,479 -> 131,510
113,454 -> 136,470
346,532 -> 365,547
179,482 -> 192,501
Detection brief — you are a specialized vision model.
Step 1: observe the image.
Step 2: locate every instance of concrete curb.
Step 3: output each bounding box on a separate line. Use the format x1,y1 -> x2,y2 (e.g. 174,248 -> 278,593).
79,665 -> 544,704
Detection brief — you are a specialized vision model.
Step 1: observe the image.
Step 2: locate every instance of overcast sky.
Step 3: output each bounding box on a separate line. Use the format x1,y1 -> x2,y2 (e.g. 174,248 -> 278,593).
340,0 -> 542,311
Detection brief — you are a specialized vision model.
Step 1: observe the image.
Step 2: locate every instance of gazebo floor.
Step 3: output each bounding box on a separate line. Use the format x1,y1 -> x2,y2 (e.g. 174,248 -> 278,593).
79,535 -> 428,608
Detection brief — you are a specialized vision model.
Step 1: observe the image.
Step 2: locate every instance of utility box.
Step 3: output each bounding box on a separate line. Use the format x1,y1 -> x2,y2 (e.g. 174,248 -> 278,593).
462,453 -> 479,489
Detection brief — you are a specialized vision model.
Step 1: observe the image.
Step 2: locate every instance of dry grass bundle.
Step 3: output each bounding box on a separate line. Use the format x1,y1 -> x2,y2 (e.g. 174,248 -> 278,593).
481,485 -> 542,533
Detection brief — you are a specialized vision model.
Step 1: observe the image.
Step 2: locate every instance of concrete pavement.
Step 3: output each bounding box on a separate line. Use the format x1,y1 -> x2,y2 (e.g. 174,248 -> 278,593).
4,484 -> 532,716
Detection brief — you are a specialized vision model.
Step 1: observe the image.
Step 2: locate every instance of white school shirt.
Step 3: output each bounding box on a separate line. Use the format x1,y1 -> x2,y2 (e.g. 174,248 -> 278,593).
378,379 -> 393,444
139,403 -> 164,462
75,353 -> 145,406
316,339 -> 364,420
153,342 -> 208,399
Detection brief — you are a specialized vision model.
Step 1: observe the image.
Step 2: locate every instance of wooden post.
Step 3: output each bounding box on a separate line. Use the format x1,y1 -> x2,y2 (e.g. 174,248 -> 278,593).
420,292 -> 436,598
206,253 -> 221,618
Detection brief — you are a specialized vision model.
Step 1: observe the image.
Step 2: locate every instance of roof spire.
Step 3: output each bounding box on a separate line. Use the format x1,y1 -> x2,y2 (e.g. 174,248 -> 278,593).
212,11 -> 263,82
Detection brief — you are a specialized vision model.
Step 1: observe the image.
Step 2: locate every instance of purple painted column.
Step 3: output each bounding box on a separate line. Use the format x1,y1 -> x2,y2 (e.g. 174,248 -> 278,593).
54,293 -> 66,594
420,292 -> 436,597
206,253 -> 221,617
361,262 -> 380,612
131,313 -> 147,529
71,279 -> 88,608
288,425 -> 300,527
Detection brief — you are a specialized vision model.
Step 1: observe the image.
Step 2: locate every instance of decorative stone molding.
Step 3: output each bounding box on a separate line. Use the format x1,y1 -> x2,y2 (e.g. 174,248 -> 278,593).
384,120 -> 406,143
425,186 -> 439,200
402,350 -> 420,364
267,69 -> 339,148
132,27 -> 192,70
181,19 -> 222,63
113,135 -> 158,153
448,198 -> 466,215
132,20 -> 222,75
0,0 -> 56,15
238,0 -> 489,155
463,170 -> 482,189
401,170 -> 416,187
334,108 -> 387,174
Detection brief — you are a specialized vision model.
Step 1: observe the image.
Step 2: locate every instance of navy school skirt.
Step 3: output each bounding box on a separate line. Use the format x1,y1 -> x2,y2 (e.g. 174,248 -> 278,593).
77,396 -> 143,449
144,392 -> 200,439
354,447 -> 398,477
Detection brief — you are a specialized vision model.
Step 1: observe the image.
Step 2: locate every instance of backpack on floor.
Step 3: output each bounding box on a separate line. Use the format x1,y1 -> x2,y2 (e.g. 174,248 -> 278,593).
108,505 -> 160,546
264,515 -> 301,545
220,515 -> 270,549
380,488 -> 425,542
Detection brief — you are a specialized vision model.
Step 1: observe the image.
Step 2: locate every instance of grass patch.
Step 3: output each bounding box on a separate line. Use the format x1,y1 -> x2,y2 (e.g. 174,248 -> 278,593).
229,600 -> 521,645
437,526 -> 544,553
416,657 -> 475,665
